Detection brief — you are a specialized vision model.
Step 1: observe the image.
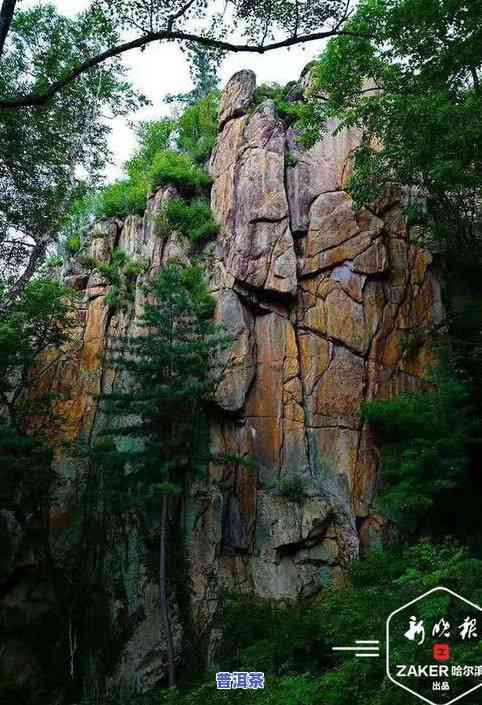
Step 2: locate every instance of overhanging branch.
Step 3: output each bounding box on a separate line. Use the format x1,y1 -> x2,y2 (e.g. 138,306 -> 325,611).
0,27 -> 368,109
0,0 -> 17,57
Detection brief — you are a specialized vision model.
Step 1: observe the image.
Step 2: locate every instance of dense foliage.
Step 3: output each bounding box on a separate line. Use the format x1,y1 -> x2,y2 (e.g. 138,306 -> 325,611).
362,362 -> 475,535
251,82 -> 301,126
0,279 -> 78,417
298,0 -> 482,250
176,92 -> 219,164
0,281 -> 70,587
148,151 -> 212,194
0,0 -> 355,114
102,541 -> 482,705
156,198 -> 219,246
0,0 -> 355,318
115,2 -> 482,702
84,89 -> 217,225
0,280 -> 81,704
94,179 -> 148,220
95,249 -> 146,311
95,262 -> 225,503
0,4 -> 144,314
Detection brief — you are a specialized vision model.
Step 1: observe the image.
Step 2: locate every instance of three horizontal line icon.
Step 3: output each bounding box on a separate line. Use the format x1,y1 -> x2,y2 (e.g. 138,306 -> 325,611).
332,640 -> 380,657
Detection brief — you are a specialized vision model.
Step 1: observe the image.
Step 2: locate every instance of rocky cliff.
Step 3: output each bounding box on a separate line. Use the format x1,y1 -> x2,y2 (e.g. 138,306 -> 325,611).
1,69 -> 444,691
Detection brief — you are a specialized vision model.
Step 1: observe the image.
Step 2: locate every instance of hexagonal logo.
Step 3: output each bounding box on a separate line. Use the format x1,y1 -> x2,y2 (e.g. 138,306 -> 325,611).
387,587 -> 482,704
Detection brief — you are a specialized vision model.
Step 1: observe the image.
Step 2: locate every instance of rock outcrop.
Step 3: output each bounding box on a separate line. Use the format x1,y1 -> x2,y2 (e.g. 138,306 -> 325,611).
0,69 -> 444,690
187,71 -> 443,631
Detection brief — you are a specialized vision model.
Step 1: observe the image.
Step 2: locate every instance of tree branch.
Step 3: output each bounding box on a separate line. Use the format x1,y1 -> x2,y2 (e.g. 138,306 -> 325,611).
0,241 -> 47,319
0,0 -> 17,57
0,27 -> 368,109
0,238 -> 35,248
167,0 -> 198,31
470,65 -> 479,90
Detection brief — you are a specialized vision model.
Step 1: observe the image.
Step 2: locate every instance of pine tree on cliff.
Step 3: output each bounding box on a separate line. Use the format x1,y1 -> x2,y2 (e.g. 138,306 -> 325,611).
93,262 -> 228,688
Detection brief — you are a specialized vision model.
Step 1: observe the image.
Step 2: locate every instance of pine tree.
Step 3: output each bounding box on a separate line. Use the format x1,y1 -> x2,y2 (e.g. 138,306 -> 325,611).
94,261 -> 229,688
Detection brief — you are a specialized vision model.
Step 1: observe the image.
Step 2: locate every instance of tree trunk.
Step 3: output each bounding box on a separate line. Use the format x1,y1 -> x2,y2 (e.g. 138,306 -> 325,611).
0,0 -> 17,56
0,240 -> 47,320
160,495 -> 176,688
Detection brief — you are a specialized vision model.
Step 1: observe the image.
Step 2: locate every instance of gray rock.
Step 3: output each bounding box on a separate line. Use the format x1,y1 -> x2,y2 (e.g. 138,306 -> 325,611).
218,69 -> 256,128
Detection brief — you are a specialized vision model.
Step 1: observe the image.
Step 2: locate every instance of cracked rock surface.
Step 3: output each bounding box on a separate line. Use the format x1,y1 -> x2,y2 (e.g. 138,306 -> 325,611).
190,70 -> 444,625
3,69 -> 444,686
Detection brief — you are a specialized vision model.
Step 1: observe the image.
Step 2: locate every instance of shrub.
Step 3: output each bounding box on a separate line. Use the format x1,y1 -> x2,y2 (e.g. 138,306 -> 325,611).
87,104 -> 214,226
218,594 -> 330,676
97,250 -> 146,312
104,289 -> 122,311
362,363 -> 473,535
252,82 -> 301,127
95,179 -> 147,220
58,192 -> 97,252
78,255 -> 99,270
177,92 -> 219,163
126,118 -> 176,180
77,542 -> 482,705
92,152 -> 212,223
148,151 -> 212,194
46,255 -> 63,269
279,476 -> 306,504
65,234 -> 81,254
253,82 -> 286,105
181,542 -> 482,705
156,198 -> 219,246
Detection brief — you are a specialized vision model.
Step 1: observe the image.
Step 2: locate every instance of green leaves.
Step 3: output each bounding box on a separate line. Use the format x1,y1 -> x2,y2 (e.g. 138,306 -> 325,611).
150,541 -> 482,705
148,150 -> 212,194
65,234 -> 81,254
0,3 -> 146,301
301,0 -> 482,245
0,277 -> 76,536
93,107 -> 214,222
126,118 -> 176,180
95,179 -> 148,219
279,476 -> 307,504
362,362 -> 474,535
95,249 -> 146,312
0,278 -> 78,399
155,198 -> 219,246
95,261 -> 229,508
176,92 -> 219,163
96,0 -> 352,46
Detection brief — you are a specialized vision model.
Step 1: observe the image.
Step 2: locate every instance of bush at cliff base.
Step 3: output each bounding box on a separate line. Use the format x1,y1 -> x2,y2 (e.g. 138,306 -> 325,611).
150,540 -> 482,705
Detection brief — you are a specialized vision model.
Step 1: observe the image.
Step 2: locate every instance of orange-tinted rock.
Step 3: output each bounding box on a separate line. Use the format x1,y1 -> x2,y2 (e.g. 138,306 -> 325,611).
12,68 -> 447,688
302,191 -> 384,275
306,345 -> 365,427
286,120 -> 363,233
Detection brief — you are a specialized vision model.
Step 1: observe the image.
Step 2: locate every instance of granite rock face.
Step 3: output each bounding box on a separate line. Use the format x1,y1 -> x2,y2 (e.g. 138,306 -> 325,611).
0,69 -> 444,689
211,96 -> 297,296
190,72 -> 442,626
